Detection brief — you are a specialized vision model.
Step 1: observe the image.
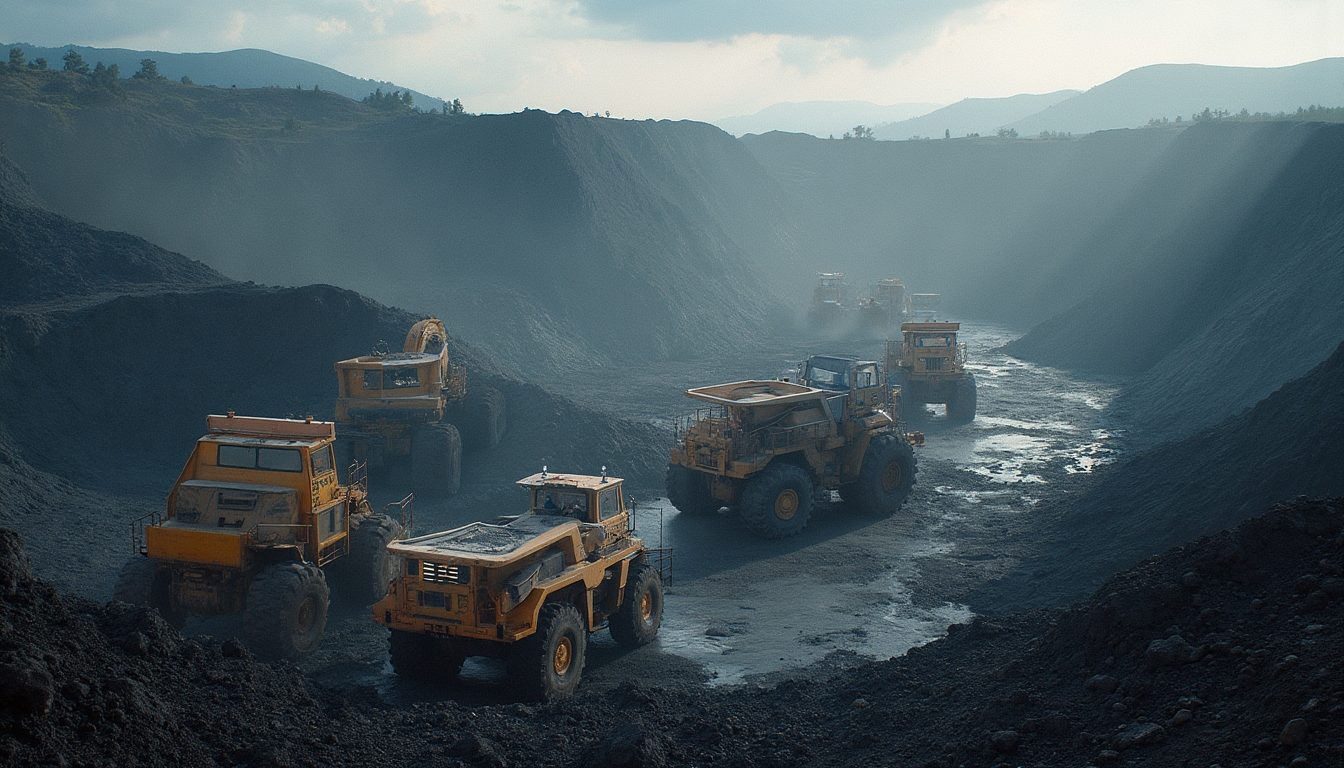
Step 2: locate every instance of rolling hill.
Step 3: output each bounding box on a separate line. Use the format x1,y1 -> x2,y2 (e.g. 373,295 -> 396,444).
2,43 -> 448,111
872,90 -> 1080,140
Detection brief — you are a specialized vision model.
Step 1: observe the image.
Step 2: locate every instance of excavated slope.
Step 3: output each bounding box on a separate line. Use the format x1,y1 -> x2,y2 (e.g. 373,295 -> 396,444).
0,72 -> 797,375
0,150 -> 226,303
1006,121 -> 1344,446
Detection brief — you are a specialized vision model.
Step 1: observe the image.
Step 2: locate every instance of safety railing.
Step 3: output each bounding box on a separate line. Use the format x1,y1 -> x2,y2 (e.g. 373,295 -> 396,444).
646,547 -> 674,588
130,510 -> 163,555
385,493 -> 415,538
347,458 -> 369,496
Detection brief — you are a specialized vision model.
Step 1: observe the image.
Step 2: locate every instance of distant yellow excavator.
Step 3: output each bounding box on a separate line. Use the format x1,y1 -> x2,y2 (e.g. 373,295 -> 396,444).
334,318 -> 506,495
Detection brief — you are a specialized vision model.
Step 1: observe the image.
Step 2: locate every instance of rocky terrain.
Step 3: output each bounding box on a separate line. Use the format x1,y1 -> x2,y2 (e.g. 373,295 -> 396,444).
4,496 -> 1342,767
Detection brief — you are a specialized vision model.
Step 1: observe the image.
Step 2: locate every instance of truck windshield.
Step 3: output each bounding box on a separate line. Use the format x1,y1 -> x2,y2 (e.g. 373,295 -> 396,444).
804,360 -> 849,389
534,489 -> 588,517
218,445 -> 304,472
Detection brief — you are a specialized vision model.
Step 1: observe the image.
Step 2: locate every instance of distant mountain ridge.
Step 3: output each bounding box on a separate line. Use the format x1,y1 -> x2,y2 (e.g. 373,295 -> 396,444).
1009,58 -> 1344,135
2,43 -> 448,111
872,91 -> 1080,140
714,100 -> 942,138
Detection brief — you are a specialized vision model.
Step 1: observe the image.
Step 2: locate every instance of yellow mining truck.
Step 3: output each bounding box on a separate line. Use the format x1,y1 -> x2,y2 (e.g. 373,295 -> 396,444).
666,356 -> 920,539
858,278 -> 912,333
807,271 -> 854,327
334,318 -> 506,496
114,413 -> 407,659
374,471 -> 667,700
887,322 -> 977,424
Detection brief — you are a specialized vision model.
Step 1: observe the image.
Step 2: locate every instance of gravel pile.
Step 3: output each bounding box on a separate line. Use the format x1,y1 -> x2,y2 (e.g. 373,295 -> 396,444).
4,496 -> 1342,767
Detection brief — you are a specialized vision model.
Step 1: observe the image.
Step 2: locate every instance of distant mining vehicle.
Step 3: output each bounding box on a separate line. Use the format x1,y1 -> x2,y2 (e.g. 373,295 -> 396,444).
887,321 -> 977,424
807,271 -> 855,326
375,470 -> 668,700
115,413 -> 408,659
859,278 -> 913,331
666,358 -> 921,539
910,293 -> 943,318
334,318 -> 506,496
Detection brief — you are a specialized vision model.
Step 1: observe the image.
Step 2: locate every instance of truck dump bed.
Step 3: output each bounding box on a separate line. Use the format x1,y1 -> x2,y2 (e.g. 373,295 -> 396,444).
685,380 -> 826,407
387,515 -> 578,565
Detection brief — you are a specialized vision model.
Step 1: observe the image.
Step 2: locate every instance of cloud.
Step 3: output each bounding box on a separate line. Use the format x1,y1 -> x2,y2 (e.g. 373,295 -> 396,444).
571,0 -> 989,43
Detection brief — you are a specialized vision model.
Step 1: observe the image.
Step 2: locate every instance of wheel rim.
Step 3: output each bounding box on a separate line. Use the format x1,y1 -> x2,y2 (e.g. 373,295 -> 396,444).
881,460 -> 903,492
295,596 -> 317,635
553,636 -> 573,675
639,591 -> 654,624
774,489 -> 799,520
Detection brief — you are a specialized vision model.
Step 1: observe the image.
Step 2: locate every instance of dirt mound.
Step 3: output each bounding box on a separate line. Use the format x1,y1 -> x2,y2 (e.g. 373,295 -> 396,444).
976,338 -> 1344,613
4,497 -> 1342,767
0,148 -> 225,306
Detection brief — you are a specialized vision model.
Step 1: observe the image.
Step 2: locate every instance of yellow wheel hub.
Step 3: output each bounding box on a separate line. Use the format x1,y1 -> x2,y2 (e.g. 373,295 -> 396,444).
774,489 -> 799,521
553,637 -> 573,675
639,592 -> 654,623
295,597 -> 316,634
881,460 -> 903,492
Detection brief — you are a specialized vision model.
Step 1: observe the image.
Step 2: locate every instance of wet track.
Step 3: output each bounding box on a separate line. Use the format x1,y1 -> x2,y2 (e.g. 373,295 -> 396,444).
304,322 -> 1130,696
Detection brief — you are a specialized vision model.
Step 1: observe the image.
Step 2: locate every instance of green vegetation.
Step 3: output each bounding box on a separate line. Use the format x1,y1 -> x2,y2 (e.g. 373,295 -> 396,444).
842,124 -> 875,140
362,87 -> 413,111
1147,104 -> 1344,127
133,59 -> 165,81
62,49 -> 89,75
0,65 -> 451,140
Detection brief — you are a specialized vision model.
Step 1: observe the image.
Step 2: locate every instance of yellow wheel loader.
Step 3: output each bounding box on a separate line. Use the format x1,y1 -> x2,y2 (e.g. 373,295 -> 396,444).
334,318 -> 506,496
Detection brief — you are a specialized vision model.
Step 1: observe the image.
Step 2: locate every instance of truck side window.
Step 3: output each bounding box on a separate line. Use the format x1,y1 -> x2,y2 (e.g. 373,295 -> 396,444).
598,488 -> 619,520
311,445 -> 334,475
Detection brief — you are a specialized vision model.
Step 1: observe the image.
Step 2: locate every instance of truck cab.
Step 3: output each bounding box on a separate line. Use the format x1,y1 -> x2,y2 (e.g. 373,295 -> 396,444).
148,413 -> 352,589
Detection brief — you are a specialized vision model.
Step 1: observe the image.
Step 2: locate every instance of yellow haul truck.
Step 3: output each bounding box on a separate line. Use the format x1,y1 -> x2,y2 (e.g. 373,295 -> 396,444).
887,321 -> 977,425
375,471 -> 667,700
666,355 -> 921,539
334,318 -> 506,496
115,413 -> 406,659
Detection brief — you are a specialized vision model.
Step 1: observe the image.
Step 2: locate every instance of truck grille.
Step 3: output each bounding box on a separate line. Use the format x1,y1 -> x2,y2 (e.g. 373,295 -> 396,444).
422,562 -> 470,585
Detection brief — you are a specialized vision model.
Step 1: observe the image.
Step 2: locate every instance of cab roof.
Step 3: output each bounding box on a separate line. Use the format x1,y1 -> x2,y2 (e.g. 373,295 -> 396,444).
204,414 -> 334,443
335,351 -> 440,368
515,472 -> 623,491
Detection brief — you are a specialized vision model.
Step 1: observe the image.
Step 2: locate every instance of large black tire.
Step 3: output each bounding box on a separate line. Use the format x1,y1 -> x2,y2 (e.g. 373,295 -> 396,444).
330,513 -> 403,605
665,463 -> 718,515
388,629 -> 465,681
946,375 -> 978,425
609,564 -> 663,647
843,433 -> 917,517
113,557 -> 185,627
507,602 -> 586,701
243,562 -> 330,660
737,462 -> 814,540
457,387 -> 508,450
412,423 -> 461,496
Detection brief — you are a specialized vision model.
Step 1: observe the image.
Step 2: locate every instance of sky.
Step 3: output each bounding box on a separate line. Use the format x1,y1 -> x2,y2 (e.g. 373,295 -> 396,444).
3,0 -> 1343,120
